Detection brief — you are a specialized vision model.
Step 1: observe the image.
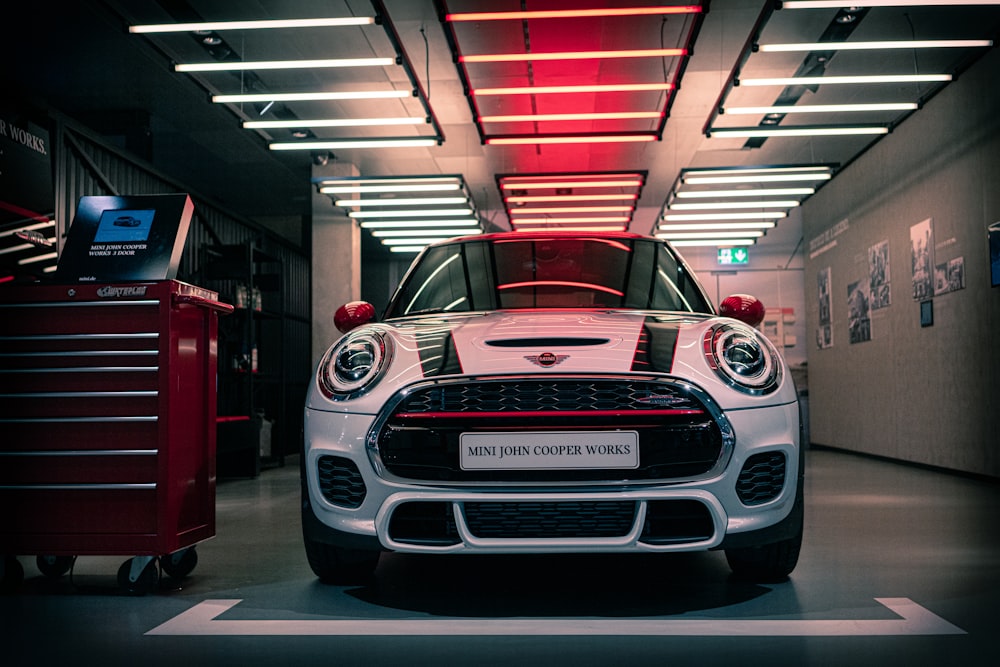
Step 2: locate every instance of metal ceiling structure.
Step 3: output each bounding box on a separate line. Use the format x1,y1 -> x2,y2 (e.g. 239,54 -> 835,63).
1,0 -> 998,274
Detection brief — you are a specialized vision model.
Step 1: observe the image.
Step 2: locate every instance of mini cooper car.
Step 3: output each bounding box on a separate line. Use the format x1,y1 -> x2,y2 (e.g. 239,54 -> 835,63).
302,232 -> 803,583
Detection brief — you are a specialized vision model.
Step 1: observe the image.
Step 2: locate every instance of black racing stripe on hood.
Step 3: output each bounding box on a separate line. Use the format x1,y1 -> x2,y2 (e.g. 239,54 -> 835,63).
415,329 -> 463,377
630,318 -> 679,373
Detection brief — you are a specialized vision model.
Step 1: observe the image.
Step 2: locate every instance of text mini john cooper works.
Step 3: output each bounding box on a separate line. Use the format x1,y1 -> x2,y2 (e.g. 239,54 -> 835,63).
302,232 -> 804,583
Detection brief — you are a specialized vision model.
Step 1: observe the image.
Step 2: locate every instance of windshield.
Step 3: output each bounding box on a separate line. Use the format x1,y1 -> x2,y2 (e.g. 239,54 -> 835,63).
384,235 -> 714,318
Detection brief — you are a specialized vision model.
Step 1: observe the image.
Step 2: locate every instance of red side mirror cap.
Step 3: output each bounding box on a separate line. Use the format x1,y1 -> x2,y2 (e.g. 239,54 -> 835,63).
334,301 -> 376,333
719,294 -> 765,327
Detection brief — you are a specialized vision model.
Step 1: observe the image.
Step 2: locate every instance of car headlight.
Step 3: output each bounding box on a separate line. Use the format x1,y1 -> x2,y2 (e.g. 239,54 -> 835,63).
319,329 -> 392,398
703,323 -> 781,395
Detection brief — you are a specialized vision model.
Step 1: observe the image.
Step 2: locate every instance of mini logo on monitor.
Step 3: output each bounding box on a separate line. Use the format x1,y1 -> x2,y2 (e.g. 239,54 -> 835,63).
525,352 -> 568,367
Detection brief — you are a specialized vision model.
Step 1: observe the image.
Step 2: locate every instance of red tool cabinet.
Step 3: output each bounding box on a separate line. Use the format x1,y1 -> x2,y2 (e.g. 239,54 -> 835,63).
0,279 -> 231,593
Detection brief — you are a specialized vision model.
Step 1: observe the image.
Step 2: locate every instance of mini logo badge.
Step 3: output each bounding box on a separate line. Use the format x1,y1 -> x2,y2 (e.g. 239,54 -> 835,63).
525,352 -> 568,367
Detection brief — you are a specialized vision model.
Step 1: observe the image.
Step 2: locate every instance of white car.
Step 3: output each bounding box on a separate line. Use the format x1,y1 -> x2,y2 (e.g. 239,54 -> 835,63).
302,232 -> 803,583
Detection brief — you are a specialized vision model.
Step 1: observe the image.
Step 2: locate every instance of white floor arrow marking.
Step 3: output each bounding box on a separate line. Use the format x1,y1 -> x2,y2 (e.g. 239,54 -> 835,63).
146,597 -> 965,637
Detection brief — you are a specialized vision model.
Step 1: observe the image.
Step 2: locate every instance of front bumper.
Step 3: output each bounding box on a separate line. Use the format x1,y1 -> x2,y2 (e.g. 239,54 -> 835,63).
302,399 -> 801,554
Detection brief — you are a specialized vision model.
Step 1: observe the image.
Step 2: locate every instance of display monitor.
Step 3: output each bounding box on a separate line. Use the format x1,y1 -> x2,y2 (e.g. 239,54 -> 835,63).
54,194 -> 193,282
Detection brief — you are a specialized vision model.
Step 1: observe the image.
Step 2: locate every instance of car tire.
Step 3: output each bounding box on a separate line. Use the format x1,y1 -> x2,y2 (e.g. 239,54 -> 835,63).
724,524 -> 803,582
304,537 -> 380,585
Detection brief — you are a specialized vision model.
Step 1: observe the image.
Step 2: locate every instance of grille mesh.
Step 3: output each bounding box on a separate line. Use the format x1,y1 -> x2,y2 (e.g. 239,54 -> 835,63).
736,452 -> 786,505
317,455 -> 367,508
379,379 -> 725,483
463,500 -> 636,538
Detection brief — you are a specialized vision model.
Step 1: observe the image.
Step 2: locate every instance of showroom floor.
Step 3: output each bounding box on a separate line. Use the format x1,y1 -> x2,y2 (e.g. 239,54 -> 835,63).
3,447 -> 997,666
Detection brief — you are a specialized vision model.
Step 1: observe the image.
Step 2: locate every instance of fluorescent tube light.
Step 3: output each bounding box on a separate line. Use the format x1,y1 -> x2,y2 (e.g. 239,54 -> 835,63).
176,57 -> 393,72
462,48 -> 685,63
659,222 -> 776,230
501,179 -> 644,190
335,197 -> 468,207
349,209 -> 474,219
674,188 -> 814,197
271,138 -> 438,150
473,83 -> 673,96
708,126 -> 888,138
510,206 -> 634,214
506,194 -> 638,203
321,183 -> 460,194
446,7 -> 702,21
757,39 -> 992,52
247,117 -> 427,129
371,229 -> 482,238
683,173 -> 831,185
511,217 -> 631,224
663,212 -> 787,221
738,74 -> 951,86
487,134 -> 657,145
359,219 -> 479,229
214,90 -> 410,103
781,1 -> 1000,8
513,225 -> 627,232
481,111 -> 663,123
722,103 -> 918,114
668,200 -> 800,210
130,17 -> 375,33
666,239 -> 756,247
659,231 -> 764,239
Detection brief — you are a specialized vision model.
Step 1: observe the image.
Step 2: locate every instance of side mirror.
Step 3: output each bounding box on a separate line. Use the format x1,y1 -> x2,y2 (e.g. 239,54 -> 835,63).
719,294 -> 765,327
334,301 -> 376,333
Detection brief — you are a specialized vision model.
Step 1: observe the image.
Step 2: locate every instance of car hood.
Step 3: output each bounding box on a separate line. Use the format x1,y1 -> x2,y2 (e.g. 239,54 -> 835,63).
388,310 -> 706,377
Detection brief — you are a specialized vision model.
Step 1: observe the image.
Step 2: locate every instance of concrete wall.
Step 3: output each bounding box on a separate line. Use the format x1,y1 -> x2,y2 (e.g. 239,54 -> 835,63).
801,48 -> 1000,478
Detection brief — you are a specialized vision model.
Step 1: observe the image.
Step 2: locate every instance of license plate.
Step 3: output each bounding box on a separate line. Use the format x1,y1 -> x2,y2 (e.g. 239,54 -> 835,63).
460,431 -> 639,470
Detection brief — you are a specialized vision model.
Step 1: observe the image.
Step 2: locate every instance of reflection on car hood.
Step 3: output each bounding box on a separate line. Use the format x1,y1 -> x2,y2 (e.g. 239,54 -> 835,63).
388,310 -> 713,377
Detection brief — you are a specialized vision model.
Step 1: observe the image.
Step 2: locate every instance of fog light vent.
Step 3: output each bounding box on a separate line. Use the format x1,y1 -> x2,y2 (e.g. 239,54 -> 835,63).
317,455 -> 367,508
736,451 -> 786,505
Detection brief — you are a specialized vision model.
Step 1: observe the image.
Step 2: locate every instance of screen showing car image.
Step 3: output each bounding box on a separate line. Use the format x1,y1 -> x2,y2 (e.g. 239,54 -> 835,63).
94,208 -> 155,243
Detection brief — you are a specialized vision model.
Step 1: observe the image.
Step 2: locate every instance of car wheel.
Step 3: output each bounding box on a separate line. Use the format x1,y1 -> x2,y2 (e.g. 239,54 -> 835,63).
725,525 -> 803,582
304,537 -> 379,585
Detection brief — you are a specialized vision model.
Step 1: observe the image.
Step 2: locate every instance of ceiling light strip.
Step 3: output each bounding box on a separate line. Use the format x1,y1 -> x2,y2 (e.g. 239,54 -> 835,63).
359,219 -> 479,229
501,179 -> 644,190
335,197 -> 468,207
176,57 -> 393,72
507,194 -> 638,203
349,209 -> 474,219
757,39 -> 993,52
513,225 -> 628,232
246,117 -> 427,129
781,1 -> 1000,8
666,239 -> 756,247
511,217 -> 632,224
215,90 -> 410,103
510,206 -> 634,214
129,17 -> 375,33
663,212 -> 787,221
674,188 -> 814,197
461,48 -> 686,63
446,6 -> 702,21
659,222 -> 776,230
708,126 -> 888,138
271,138 -> 439,150
487,134 -> 657,145
659,231 -> 764,239
473,83 -> 673,96
722,103 -> 917,114
481,111 -> 663,123
668,201 -> 800,210
737,74 -> 951,86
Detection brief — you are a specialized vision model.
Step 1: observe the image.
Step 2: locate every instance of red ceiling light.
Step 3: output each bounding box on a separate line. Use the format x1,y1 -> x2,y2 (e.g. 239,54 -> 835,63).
509,206 -> 635,214
487,134 -> 657,146
501,179 -> 644,190
461,48 -> 686,63
446,7 -> 702,21
473,83 -> 674,96
481,111 -> 663,124
506,194 -> 638,204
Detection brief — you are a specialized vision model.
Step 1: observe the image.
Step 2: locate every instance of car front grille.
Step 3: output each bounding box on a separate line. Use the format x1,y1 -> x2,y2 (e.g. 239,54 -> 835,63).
375,378 -> 727,483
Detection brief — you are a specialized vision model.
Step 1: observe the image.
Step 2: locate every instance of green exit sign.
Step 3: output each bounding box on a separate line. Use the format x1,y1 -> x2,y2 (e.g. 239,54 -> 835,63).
718,247 -> 750,265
